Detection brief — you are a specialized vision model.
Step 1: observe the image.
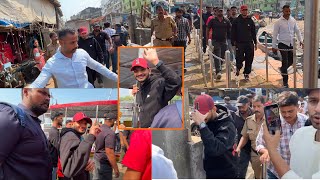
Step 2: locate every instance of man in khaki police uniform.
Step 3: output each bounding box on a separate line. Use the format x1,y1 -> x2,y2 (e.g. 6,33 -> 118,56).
46,32 -> 59,60
236,95 -> 265,178
151,5 -> 177,47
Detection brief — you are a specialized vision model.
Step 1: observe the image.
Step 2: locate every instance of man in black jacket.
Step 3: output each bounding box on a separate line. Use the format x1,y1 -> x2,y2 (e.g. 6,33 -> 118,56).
231,5 -> 257,81
131,48 -> 181,128
48,111 -> 64,180
232,95 -> 253,178
190,94 -> 237,178
59,112 -> 101,180
202,5 -> 213,53
78,27 -> 104,87
206,8 -> 231,79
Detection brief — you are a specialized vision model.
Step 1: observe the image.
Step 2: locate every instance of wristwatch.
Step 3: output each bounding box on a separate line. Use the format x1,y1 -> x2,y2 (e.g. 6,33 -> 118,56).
155,60 -> 163,68
199,122 -> 207,129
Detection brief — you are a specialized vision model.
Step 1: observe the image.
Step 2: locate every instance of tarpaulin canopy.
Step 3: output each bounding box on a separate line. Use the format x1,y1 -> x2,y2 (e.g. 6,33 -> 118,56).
49,100 -> 118,118
0,0 -> 57,28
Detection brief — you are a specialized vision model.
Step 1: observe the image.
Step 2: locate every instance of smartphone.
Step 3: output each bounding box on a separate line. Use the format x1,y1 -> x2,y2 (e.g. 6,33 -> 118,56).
195,102 -> 199,111
264,104 -> 282,135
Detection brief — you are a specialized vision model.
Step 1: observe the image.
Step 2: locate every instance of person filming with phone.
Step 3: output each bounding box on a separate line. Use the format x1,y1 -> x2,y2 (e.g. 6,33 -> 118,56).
255,91 -> 308,179
190,94 -> 237,179
263,89 -> 320,179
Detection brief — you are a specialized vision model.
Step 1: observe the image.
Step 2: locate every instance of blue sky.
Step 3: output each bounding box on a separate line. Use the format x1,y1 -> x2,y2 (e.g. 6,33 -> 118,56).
0,88 -> 121,105
60,0 -> 101,21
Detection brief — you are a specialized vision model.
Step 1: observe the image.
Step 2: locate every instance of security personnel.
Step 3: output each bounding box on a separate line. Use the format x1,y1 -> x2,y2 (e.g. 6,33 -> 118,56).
151,5 -> 177,47
236,95 -> 265,178
231,5 -> 257,81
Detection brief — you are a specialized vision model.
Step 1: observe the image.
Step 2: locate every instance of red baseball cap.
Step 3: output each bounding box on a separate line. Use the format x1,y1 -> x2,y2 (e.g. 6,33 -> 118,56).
78,27 -> 88,35
194,94 -> 215,115
241,5 -> 248,10
131,58 -> 148,71
73,112 -> 92,125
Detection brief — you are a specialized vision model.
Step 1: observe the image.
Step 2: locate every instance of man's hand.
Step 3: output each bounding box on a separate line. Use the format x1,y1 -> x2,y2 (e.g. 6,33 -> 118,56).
85,160 -> 95,172
263,123 -> 281,151
143,48 -> 159,66
235,148 -> 241,157
190,110 -> 208,125
131,84 -> 139,96
300,42 -> 304,49
108,46 -> 114,54
114,169 -> 120,178
260,151 -> 270,164
89,120 -> 101,137
272,48 -> 278,54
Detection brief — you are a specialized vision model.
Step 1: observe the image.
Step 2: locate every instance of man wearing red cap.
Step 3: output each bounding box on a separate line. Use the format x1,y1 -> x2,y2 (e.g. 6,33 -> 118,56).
131,48 -> 181,128
78,26 -> 105,87
231,5 -> 257,81
59,112 -> 101,180
190,94 -> 237,178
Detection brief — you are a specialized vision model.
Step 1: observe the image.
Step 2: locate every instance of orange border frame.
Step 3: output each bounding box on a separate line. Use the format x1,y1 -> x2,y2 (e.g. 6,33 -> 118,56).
117,46 -> 185,131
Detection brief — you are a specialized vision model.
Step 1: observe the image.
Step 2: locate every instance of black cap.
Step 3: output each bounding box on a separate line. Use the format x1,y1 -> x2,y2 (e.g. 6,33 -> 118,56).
105,112 -> 117,120
111,34 -> 120,38
224,96 -> 231,101
205,5 -> 213,8
65,120 -> 72,124
246,94 -> 253,99
236,96 -> 249,106
93,23 -> 101,27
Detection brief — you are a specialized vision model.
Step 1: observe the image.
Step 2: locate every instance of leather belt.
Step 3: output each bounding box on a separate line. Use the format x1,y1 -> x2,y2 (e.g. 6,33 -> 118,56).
155,37 -> 172,41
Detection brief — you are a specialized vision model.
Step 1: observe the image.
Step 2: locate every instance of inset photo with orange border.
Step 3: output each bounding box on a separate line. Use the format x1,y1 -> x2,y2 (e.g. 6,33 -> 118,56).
118,47 -> 184,129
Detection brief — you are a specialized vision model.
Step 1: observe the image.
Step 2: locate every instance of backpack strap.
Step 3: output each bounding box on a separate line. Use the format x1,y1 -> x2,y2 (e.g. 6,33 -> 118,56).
0,102 -> 27,127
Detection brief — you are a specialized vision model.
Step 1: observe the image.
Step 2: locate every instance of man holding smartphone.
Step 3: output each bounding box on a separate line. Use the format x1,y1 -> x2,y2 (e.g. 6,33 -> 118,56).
263,89 -> 320,178
190,94 -> 237,179
236,95 -> 266,178
255,91 -> 308,178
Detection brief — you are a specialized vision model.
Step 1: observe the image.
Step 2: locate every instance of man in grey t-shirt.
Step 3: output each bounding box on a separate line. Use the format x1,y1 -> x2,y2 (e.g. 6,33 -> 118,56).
93,112 -> 119,179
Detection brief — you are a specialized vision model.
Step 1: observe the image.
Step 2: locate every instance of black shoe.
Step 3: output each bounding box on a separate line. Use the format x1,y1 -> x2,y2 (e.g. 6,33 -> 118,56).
236,69 -> 240,76
244,74 -> 249,80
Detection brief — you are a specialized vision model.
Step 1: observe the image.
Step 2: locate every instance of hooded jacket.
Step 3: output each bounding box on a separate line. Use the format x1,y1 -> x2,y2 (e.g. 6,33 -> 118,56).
200,105 -> 237,179
59,128 -> 95,180
136,62 -> 181,128
78,36 -> 104,63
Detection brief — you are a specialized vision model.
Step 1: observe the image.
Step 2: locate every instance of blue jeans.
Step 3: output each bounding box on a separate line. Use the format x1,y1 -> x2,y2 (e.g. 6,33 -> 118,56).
52,167 -> 57,180
111,49 -> 118,74
267,169 -> 279,179
92,158 -> 113,180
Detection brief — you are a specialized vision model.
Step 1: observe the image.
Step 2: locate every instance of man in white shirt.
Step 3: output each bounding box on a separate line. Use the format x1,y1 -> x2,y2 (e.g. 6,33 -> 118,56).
30,28 -> 118,88
255,91 -> 308,178
264,89 -> 320,179
152,144 -> 178,179
272,5 -> 303,88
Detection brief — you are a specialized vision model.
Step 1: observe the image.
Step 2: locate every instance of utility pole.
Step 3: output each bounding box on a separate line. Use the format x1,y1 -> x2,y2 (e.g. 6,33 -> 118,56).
303,0 -> 319,88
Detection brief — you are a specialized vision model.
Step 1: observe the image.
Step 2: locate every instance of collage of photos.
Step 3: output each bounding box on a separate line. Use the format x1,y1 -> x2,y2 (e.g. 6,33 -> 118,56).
0,0 -> 319,180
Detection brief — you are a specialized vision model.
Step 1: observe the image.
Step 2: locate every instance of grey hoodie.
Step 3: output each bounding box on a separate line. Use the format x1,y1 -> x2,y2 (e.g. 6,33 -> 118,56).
59,128 -> 95,180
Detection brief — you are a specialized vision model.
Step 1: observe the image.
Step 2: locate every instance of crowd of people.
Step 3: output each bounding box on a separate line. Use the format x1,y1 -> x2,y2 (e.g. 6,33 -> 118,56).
178,4 -> 303,87
0,88 -> 151,180
190,89 -> 319,179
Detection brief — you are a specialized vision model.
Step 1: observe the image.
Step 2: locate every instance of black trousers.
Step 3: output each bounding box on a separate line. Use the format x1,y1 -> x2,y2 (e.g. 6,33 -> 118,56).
174,40 -> 187,68
235,42 -> 254,75
278,43 -> 293,85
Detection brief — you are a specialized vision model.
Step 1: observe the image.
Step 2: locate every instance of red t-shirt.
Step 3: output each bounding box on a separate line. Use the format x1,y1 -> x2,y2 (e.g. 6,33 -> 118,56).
122,130 -> 151,180
206,16 -> 215,40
